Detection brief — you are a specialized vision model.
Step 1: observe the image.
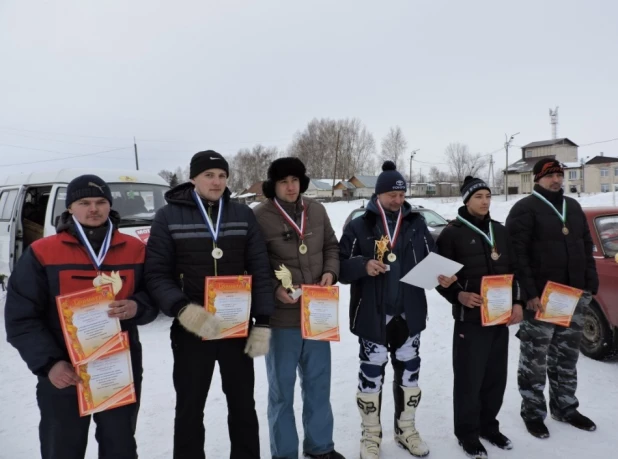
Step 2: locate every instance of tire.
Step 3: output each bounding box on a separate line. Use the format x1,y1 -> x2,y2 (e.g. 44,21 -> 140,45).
580,301 -> 613,361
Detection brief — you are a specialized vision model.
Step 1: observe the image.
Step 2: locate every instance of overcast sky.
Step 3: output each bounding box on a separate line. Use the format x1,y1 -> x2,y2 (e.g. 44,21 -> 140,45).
1,0 -> 617,179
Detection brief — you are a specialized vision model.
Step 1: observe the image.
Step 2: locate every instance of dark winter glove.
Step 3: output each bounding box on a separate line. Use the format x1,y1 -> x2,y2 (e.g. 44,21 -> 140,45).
244,326 -> 271,358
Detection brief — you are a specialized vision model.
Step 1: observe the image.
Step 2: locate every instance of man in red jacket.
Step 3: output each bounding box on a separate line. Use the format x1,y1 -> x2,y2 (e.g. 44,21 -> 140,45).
5,174 -> 158,459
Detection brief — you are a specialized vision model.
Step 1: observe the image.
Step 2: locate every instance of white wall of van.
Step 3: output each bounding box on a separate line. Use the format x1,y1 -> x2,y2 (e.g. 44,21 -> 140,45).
0,168 -> 170,278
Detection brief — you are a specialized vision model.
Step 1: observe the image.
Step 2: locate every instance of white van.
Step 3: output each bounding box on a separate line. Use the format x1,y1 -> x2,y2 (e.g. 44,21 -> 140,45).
0,168 -> 170,277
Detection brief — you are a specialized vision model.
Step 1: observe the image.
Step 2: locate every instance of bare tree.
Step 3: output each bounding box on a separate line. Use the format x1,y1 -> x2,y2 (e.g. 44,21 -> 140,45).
444,142 -> 488,185
380,126 -> 408,172
227,144 -> 279,192
158,169 -> 173,184
169,173 -> 180,188
288,118 -> 377,179
428,166 -> 449,183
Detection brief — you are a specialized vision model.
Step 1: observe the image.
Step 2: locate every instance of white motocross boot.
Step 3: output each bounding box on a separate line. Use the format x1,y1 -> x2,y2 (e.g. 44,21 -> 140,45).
394,385 -> 429,457
357,391 -> 382,459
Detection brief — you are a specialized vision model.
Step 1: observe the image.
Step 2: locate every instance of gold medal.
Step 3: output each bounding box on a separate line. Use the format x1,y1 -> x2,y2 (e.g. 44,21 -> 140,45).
387,253 -> 397,262
212,247 -> 223,259
299,243 -> 308,255
491,250 -> 500,261
562,226 -> 569,235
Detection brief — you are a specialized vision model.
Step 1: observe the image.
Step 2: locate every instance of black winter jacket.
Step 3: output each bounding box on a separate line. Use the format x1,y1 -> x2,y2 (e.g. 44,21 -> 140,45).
339,196 -> 435,345
436,206 -> 524,322
505,184 -> 599,299
144,183 -> 274,321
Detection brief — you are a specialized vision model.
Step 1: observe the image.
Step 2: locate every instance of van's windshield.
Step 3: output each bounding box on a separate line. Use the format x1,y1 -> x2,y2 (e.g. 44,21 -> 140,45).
52,183 -> 169,227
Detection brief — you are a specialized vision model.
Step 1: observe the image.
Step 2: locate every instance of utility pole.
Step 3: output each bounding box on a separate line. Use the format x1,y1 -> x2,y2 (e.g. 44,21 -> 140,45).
133,137 -> 140,171
488,155 -> 495,190
409,149 -> 420,196
504,132 -> 519,201
331,128 -> 341,202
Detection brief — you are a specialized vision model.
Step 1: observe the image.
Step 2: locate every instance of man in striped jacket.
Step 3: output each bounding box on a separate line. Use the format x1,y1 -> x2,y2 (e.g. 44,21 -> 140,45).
144,150 -> 274,459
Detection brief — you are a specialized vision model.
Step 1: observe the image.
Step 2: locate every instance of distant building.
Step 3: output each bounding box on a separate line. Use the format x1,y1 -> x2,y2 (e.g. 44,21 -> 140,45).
347,175 -> 379,198
505,138 -> 578,194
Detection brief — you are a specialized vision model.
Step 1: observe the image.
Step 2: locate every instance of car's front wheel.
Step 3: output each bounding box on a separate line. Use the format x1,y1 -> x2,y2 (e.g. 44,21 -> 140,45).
580,301 -> 613,361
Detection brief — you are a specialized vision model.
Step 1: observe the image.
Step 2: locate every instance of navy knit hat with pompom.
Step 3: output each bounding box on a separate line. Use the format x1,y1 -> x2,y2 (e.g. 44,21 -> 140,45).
375,161 -> 407,195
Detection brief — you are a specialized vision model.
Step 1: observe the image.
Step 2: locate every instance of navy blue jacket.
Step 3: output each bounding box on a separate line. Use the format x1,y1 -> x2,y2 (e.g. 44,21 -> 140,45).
339,197 -> 436,345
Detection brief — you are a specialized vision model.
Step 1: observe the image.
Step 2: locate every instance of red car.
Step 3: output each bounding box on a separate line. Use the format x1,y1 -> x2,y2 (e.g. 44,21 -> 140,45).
582,207 -> 618,360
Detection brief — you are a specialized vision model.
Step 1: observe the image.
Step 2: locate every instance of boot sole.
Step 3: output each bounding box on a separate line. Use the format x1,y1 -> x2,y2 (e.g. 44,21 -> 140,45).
457,441 -> 487,459
396,439 -> 430,457
479,435 -> 513,450
550,414 -> 596,431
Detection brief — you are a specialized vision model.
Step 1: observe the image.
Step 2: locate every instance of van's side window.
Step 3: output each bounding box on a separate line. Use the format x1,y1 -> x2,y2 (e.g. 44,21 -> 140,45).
0,189 -> 19,221
51,187 -> 67,227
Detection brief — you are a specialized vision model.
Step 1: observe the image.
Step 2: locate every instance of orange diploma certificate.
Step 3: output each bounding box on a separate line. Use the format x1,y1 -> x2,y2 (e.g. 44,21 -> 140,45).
55,284 -> 124,365
480,275 -> 513,326
301,285 -> 340,341
204,275 -> 252,339
536,281 -> 583,327
76,333 -> 136,417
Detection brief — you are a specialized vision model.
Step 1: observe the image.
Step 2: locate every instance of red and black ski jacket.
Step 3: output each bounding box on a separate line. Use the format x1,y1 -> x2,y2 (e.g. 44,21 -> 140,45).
5,213 -> 158,377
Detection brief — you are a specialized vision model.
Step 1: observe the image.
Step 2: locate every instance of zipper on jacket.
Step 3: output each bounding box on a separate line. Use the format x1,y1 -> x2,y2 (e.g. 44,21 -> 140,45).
349,238 -> 357,258
411,240 -> 418,265
352,297 -> 362,330
208,205 -> 218,277
179,273 -> 185,292
423,236 -> 430,255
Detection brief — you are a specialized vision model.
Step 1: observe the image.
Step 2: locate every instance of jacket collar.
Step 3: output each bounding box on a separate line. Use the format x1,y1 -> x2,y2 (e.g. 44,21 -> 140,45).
164,182 -> 231,207
457,205 -> 491,231
533,183 -> 564,207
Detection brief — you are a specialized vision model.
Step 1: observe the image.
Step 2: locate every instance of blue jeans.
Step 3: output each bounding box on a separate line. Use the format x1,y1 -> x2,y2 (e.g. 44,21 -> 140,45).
266,328 -> 335,458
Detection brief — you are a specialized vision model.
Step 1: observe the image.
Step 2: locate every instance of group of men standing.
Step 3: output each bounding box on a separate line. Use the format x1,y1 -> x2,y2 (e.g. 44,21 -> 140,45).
4,152 -> 597,459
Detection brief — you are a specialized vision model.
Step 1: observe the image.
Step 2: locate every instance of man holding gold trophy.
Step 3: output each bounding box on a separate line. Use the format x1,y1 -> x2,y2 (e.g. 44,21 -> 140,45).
254,157 -> 343,459
339,161 -> 457,459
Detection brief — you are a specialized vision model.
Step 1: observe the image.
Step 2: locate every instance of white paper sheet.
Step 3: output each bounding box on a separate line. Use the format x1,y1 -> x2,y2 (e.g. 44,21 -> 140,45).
399,252 -> 463,290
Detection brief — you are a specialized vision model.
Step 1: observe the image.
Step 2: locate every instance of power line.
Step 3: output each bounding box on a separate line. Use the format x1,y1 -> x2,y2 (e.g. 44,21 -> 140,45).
0,130 -> 122,149
0,147 -> 132,167
580,137 -> 618,147
0,126 -> 291,147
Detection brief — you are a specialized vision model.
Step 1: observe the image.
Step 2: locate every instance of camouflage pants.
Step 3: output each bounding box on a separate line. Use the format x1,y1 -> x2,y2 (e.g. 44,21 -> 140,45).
517,293 -> 591,422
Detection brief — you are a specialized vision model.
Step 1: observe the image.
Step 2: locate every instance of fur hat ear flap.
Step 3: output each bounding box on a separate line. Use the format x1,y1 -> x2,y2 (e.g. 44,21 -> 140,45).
262,180 -> 276,199
299,175 -> 309,194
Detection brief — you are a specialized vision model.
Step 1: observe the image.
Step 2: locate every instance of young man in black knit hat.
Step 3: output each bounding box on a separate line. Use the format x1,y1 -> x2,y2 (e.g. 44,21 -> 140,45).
253,157 -> 343,459
339,161 -> 457,459
144,150 -> 274,459
5,174 -> 158,459
506,158 -> 598,439
437,176 -> 524,459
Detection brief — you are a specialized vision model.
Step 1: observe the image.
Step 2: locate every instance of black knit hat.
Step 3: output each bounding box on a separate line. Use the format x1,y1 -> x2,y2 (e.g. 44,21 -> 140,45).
190,150 -> 229,178
460,176 -> 490,203
262,157 -> 310,199
375,161 -> 407,195
66,174 -> 113,209
533,158 -> 564,182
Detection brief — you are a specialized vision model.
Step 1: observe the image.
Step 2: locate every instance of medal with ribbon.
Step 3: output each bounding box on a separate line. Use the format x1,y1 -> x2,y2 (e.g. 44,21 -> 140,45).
192,191 -> 224,259
376,199 -> 402,262
532,190 -> 569,235
72,216 -> 120,290
456,215 -> 500,261
273,198 -> 308,254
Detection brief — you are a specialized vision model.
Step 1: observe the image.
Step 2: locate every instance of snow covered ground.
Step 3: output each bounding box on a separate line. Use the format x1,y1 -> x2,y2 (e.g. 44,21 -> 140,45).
1,192 -> 617,459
